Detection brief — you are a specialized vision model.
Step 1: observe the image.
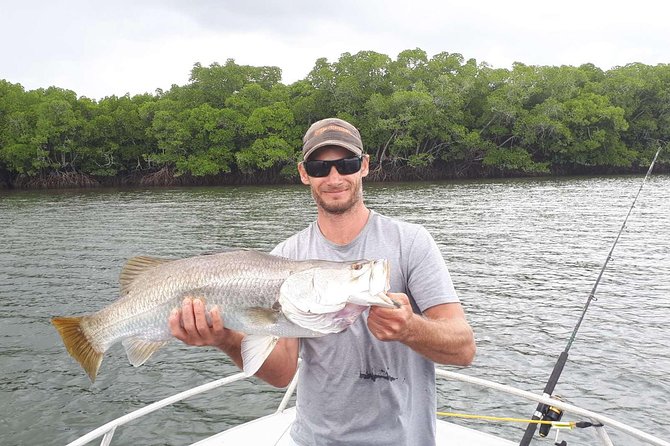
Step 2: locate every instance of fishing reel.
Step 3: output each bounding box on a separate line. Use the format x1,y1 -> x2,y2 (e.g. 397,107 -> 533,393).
539,395 -> 565,440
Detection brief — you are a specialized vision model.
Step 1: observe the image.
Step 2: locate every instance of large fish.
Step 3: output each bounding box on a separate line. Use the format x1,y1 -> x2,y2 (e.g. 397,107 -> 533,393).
52,250 -> 394,382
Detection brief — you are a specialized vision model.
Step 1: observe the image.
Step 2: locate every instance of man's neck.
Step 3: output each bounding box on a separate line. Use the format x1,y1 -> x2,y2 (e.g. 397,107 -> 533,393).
316,204 -> 371,245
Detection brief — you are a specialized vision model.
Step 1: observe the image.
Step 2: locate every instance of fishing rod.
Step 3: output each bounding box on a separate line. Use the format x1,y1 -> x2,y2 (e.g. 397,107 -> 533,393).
518,145 -> 664,446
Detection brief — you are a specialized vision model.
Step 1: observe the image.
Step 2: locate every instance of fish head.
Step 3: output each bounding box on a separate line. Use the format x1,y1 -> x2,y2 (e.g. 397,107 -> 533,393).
311,258 -> 394,310
279,258 -> 395,334
280,258 -> 394,316
344,259 -> 395,308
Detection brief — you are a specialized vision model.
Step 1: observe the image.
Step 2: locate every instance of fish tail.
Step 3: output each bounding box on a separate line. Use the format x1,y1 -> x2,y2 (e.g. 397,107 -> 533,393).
51,316 -> 103,382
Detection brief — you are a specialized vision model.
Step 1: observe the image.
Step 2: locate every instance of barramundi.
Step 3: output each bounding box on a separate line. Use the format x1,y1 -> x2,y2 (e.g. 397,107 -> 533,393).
52,250 -> 393,382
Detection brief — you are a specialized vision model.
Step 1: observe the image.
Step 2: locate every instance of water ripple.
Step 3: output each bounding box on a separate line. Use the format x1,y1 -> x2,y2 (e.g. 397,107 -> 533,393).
1,176 -> 668,445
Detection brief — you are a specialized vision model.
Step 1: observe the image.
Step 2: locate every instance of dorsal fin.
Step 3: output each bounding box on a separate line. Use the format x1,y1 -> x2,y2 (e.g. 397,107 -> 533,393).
120,256 -> 173,295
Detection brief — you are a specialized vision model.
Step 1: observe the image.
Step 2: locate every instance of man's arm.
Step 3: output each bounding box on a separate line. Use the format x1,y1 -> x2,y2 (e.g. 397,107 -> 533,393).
169,298 -> 299,387
367,293 -> 475,366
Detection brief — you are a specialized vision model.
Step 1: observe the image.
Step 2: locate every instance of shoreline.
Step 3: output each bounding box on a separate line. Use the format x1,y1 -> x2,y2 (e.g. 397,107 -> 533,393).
2,162 -> 667,191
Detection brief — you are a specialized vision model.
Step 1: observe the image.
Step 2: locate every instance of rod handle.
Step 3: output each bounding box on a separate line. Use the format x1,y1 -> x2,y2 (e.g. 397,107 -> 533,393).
518,351 -> 568,446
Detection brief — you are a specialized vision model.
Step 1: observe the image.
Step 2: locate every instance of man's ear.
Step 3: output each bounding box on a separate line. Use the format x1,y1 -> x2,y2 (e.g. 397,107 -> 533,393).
360,154 -> 370,178
297,162 -> 311,185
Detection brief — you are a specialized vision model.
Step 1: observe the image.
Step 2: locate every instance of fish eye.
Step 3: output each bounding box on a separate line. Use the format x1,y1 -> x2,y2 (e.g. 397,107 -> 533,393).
352,263 -> 363,270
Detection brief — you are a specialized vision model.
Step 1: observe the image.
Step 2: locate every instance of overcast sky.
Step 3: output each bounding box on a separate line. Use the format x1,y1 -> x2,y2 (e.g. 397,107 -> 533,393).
1,0 -> 668,100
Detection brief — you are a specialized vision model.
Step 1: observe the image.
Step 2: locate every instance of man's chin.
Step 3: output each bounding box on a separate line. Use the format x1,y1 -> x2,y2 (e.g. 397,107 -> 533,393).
318,200 -> 354,215
312,184 -> 363,215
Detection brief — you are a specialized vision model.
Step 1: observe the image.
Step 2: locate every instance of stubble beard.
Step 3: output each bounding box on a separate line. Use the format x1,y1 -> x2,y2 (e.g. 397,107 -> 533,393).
312,178 -> 364,215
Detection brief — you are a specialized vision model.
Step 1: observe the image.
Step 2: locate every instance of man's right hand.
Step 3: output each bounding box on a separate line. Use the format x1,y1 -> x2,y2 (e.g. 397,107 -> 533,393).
169,297 -> 299,388
169,297 -> 243,351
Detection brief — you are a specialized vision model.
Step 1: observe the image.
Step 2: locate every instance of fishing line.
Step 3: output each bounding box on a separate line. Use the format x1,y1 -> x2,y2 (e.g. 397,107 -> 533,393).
519,145 -> 664,446
437,411 -> 603,429
564,146 -> 662,352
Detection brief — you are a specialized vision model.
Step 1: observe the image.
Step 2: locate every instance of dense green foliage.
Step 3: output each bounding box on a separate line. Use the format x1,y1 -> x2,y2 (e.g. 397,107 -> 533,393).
1,51 -> 668,187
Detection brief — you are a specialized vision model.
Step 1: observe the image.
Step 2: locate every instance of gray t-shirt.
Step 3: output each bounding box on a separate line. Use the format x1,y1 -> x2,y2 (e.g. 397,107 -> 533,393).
271,210 -> 459,446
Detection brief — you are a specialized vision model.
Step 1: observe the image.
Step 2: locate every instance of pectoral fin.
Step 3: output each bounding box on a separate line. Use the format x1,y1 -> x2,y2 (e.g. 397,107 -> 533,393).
122,338 -> 168,367
240,335 -> 279,376
241,307 -> 280,327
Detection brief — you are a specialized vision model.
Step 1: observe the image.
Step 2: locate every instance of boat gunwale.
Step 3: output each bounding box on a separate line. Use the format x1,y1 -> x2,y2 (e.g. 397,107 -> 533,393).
63,366 -> 670,446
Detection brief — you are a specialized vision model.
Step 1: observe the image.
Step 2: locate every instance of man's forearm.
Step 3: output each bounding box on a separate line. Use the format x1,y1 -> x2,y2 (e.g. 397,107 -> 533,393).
402,315 -> 475,366
215,328 -> 245,368
368,298 -> 476,366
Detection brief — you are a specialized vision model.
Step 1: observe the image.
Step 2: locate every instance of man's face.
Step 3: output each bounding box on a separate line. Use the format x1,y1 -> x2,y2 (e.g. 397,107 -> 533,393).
298,146 -> 369,215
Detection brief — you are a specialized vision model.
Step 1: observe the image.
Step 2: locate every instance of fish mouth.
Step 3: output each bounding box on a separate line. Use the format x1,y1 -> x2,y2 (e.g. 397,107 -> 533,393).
370,292 -> 399,308
347,290 -> 396,308
347,259 -> 396,308
373,259 -> 390,291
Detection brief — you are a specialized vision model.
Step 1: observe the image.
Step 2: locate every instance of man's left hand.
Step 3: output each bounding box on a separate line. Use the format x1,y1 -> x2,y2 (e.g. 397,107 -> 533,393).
367,292 -> 415,342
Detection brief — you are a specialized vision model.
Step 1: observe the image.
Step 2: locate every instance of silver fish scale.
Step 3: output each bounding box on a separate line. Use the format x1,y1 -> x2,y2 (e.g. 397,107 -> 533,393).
81,251 -> 343,349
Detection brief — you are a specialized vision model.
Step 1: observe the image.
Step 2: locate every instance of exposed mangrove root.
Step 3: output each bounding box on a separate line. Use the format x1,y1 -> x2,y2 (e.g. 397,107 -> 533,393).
139,166 -> 180,187
3,161 -> 666,190
14,171 -> 99,189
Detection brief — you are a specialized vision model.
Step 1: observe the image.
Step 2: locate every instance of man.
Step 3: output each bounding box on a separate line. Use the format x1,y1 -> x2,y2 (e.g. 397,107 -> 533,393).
169,118 -> 476,445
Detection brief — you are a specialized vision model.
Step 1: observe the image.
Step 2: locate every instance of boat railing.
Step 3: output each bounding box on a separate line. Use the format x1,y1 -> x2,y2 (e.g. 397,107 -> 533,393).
65,372 -> 248,446
64,366 -> 669,446
434,368 -> 669,446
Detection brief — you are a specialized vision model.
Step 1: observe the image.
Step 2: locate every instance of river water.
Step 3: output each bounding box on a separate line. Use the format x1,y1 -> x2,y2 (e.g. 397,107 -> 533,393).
1,175 -> 669,446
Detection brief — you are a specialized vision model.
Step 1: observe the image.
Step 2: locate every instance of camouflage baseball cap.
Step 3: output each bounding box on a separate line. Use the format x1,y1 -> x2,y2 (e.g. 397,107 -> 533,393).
302,118 -> 364,160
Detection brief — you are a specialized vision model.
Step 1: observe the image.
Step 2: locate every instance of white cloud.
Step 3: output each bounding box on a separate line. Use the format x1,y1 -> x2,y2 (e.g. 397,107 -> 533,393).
1,0 -> 668,99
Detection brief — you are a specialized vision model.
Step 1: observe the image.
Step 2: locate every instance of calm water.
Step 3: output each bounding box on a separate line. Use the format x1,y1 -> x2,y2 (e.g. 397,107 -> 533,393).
1,176 -> 669,446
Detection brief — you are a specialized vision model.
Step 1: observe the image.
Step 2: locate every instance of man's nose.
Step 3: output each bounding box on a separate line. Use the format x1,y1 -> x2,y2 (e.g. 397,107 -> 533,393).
326,165 -> 344,179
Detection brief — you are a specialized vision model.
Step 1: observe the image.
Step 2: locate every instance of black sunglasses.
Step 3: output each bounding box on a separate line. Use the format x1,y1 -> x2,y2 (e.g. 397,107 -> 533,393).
303,156 -> 363,178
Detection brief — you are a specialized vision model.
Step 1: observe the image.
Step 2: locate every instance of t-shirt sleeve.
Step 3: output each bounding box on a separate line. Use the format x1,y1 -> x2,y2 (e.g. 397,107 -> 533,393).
270,242 -> 286,257
406,225 -> 459,312
270,238 -> 298,259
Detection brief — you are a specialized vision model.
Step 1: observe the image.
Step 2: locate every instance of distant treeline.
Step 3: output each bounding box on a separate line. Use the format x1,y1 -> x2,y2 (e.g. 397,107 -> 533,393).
1,49 -> 668,189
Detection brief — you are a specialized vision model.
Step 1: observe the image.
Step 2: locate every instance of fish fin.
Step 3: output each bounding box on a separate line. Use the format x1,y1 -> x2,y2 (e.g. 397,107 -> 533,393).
241,335 -> 279,376
51,316 -> 103,382
122,338 -> 168,367
241,307 -> 280,327
120,256 -> 173,294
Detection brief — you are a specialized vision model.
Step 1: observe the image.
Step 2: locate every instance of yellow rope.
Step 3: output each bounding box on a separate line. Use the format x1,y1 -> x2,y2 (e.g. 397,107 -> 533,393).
436,412 -> 575,429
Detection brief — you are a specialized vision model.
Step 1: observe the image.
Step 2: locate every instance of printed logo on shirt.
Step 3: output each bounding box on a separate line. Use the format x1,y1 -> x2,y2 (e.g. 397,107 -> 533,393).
359,367 -> 397,382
